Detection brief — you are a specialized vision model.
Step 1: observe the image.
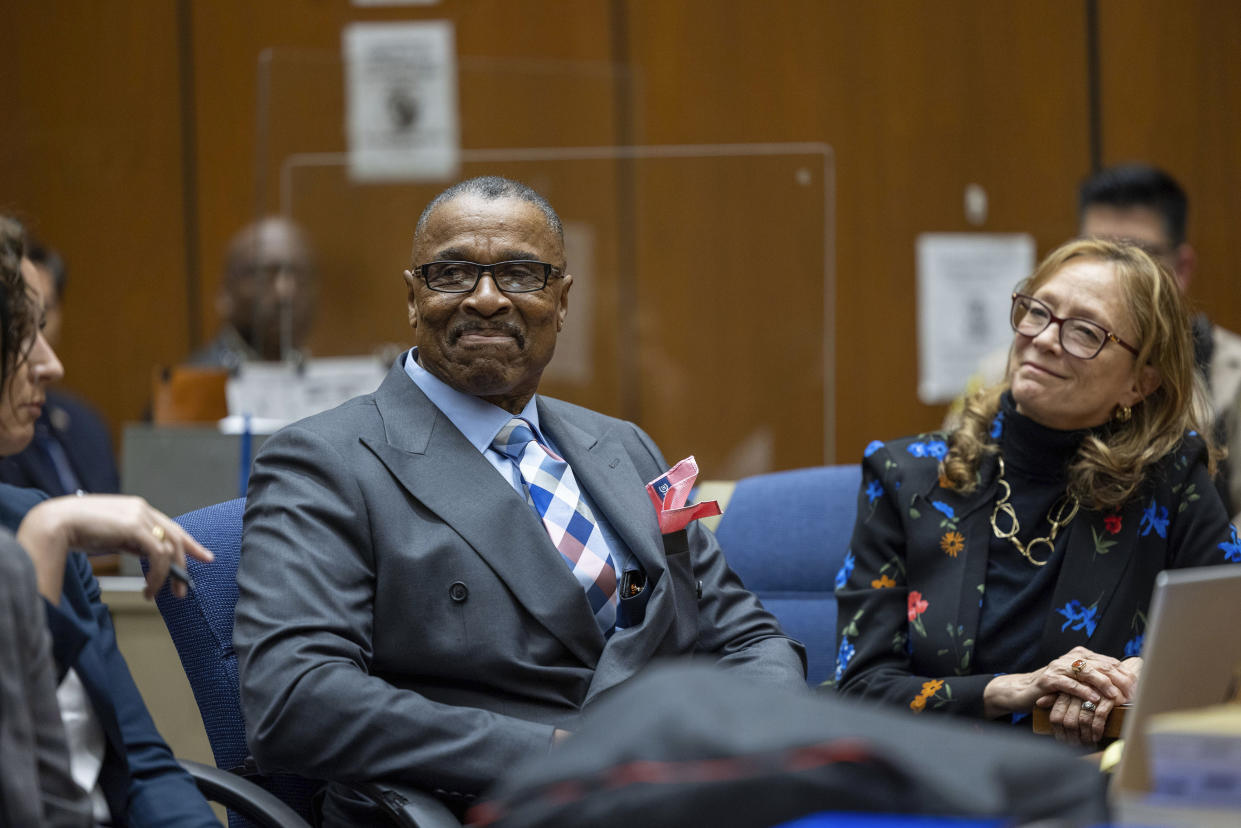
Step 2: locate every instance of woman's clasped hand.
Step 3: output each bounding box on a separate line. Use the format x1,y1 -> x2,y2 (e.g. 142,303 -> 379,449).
985,646 -> 1140,744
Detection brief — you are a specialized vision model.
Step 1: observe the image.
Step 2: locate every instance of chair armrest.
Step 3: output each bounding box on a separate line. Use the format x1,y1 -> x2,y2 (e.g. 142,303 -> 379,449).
179,759 -> 312,828
354,781 -> 462,828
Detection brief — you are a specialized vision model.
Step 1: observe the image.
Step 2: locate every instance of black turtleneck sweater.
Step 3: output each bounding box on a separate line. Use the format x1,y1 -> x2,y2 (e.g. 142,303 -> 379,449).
975,393 -> 1097,677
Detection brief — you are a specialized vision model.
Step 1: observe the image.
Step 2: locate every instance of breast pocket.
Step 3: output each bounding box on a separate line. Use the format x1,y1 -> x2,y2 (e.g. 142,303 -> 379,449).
661,529 -> 700,647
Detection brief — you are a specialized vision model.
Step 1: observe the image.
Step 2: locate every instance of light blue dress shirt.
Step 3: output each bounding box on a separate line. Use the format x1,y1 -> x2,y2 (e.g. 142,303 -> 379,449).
403,350 -> 634,597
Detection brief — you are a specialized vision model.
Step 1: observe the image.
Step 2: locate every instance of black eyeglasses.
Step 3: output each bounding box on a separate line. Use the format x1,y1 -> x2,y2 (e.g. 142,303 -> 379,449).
1010,293 -> 1140,359
413,260 -> 560,294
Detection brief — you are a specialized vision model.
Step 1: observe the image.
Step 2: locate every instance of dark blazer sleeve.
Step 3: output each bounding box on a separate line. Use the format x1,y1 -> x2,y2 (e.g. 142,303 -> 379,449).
0,532 -> 92,828
45,553 -> 217,828
1165,438 -> 1241,569
834,442 -> 994,715
627,423 -> 807,685
235,423 -> 557,798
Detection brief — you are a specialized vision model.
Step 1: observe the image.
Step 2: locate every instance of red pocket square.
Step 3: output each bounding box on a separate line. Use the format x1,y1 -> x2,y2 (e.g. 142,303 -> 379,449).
645,456 -> 721,534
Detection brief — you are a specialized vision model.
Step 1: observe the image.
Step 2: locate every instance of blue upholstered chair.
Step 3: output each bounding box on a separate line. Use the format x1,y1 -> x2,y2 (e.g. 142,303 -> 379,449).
157,499 -> 456,828
155,498 -> 318,828
713,465 -> 861,686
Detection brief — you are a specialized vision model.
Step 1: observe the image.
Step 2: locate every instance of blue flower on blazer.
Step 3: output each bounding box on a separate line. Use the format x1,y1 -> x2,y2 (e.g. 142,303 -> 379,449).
1057,600 -> 1099,637
1220,526 -> 1241,563
906,439 -> 948,460
1140,499 -> 1169,538
835,550 -> 855,590
835,637 -> 855,682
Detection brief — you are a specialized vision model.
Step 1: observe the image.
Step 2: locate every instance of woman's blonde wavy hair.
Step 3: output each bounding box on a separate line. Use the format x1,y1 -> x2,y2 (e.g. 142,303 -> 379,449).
941,237 -> 1213,512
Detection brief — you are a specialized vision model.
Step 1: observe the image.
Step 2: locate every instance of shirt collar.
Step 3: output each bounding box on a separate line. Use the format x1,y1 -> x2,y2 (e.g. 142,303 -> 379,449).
403,348 -> 543,452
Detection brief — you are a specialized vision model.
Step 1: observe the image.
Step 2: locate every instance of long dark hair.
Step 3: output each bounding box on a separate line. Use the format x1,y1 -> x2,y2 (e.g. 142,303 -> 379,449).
0,216 -> 37,388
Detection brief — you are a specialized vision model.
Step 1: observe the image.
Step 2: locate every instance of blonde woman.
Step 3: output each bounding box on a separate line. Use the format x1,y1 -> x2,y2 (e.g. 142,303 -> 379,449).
835,238 -> 1240,745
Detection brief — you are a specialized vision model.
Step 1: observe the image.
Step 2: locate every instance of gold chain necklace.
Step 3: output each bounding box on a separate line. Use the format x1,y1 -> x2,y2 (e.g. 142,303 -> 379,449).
989,457 -> 1080,567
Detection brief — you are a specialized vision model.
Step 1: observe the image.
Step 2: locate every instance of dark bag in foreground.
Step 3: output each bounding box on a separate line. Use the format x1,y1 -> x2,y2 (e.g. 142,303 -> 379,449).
470,663 -> 1107,827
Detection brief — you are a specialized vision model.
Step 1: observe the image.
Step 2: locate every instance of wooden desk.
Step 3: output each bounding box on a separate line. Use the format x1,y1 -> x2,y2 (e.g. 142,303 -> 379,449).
1032,703 -> 1131,741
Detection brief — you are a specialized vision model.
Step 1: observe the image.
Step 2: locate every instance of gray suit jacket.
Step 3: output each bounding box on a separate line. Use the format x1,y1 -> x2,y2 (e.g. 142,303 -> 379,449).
234,356 -> 805,814
0,531 -> 92,828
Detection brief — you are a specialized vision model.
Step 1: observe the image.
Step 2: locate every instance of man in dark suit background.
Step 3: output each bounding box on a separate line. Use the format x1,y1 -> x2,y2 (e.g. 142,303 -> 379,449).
185,215 -> 317,371
0,241 -> 119,499
234,176 -> 806,824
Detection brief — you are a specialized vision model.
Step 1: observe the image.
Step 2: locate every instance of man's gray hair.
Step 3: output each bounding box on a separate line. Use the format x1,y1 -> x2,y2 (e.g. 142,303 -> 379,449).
415,176 -> 564,243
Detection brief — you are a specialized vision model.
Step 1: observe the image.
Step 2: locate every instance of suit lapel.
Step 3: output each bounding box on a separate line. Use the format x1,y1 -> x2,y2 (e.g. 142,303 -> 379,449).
538,400 -> 677,700
537,400 -> 665,578
360,362 -> 603,667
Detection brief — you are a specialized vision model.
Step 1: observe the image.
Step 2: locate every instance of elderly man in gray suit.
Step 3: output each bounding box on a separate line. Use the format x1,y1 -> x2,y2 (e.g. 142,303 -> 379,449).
234,176 -> 806,825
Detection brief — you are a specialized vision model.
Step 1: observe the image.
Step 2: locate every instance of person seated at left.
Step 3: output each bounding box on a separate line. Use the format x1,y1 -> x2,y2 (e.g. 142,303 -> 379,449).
0,239 -> 119,499
0,215 -> 218,826
834,237 -> 1241,745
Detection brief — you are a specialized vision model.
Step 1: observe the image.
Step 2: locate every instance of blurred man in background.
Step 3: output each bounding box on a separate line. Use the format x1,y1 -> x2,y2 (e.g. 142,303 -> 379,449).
187,215 -> 317,370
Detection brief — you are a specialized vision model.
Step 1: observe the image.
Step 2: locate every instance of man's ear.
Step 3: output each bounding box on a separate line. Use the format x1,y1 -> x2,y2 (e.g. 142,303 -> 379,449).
1173,243 -> 1196,293
403,270 -> 419,332
215,287 -> 235,324
555,273 -> 572,332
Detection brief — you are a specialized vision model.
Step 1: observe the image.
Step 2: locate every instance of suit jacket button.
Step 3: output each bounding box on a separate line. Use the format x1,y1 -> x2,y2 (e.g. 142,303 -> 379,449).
449,581 -> 468,602
696,579 -> 703,599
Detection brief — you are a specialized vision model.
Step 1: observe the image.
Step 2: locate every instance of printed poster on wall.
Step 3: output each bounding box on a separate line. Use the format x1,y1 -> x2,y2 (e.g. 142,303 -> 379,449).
342,20 -> 460,182
916,233 -> 1036,404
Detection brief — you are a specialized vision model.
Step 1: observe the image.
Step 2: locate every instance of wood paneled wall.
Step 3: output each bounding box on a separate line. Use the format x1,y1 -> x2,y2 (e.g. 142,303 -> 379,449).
2,1 -> 1239,480
1096,0 -> 1241,335
0,2 -> 190,428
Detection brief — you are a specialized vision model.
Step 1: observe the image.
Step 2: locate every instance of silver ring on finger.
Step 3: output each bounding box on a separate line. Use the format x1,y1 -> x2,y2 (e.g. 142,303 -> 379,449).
1081,700 -> 1097,713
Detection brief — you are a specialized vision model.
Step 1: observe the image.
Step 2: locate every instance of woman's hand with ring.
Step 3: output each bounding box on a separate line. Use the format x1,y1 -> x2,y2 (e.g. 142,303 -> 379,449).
17,494 -> 213,601
1034,646 -> 1135,709
1047,689 -> 1112,745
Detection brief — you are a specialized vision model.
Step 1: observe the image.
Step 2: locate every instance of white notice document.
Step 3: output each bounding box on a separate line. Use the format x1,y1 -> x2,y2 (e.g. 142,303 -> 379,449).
226,356 -> 389,426
342,20 -> 460,182
916,233 -> 1036,404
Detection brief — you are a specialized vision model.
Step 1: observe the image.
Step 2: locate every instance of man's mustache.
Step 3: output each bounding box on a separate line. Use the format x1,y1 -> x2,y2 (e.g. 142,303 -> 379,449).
448,321 -> 525,349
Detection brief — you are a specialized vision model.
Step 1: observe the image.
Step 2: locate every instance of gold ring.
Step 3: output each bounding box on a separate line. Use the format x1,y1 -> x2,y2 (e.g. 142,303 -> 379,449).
151,524 -> 167,542
1071,658 -> 1087,676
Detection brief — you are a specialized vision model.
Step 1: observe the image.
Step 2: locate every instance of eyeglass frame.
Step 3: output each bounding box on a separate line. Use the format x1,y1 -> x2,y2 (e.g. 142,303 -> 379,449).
412,259 -> 562,294
1009,292 -> 1140,359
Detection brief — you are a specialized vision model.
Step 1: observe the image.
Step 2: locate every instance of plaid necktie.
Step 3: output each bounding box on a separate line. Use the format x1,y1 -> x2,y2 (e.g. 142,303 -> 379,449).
492,418 -> 618,636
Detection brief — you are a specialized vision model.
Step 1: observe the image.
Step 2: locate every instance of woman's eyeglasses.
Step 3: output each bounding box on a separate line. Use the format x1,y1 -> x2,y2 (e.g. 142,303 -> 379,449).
1010,293 -> 1140,359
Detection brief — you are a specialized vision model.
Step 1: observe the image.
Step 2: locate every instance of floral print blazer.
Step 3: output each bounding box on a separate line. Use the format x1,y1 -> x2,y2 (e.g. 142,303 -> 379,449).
833,430 -> 1241,717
